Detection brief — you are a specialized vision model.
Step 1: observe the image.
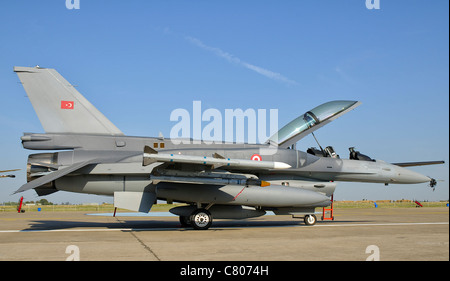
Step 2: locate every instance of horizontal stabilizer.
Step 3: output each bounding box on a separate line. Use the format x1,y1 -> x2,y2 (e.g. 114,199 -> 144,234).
392,161 -> 445,167
13,159 -> 99,194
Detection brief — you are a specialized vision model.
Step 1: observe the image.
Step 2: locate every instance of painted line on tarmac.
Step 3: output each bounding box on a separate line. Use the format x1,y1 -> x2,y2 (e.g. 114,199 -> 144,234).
0,221 -> 447,233
0,228 -> 178,233
314,222 -> 449,228
86,212 -> 176,217
85,211 -> 279,217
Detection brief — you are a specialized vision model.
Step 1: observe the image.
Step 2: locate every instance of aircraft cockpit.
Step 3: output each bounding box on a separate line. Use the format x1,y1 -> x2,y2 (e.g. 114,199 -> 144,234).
348,147 -> 374,161
307,146 -> 339,158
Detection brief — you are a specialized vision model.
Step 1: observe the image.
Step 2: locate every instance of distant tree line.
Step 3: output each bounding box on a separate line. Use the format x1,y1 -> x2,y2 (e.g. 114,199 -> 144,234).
2,199 -> 55,205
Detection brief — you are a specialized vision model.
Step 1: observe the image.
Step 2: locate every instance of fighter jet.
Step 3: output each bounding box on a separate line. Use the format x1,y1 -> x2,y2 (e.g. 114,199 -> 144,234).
13,66 -> 443,230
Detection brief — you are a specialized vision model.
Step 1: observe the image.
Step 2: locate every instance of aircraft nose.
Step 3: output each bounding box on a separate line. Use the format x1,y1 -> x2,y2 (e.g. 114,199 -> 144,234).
395,167 -> 431,184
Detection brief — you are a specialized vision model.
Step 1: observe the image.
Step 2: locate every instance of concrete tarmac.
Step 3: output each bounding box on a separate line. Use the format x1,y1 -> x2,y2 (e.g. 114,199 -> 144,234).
0,207 -> 448,261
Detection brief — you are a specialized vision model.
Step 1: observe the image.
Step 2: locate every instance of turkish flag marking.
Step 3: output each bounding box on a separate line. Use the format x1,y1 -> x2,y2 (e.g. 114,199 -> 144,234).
61,101 -> 74,109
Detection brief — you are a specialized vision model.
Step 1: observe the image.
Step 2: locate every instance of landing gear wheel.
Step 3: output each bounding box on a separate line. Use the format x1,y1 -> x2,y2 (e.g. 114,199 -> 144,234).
304,214 -> 317,226
179,216 -> 191,227
190,209 -> 212,230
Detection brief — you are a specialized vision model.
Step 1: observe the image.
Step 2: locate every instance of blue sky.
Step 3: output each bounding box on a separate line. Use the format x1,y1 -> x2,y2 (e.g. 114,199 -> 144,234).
0,0 -> 448,204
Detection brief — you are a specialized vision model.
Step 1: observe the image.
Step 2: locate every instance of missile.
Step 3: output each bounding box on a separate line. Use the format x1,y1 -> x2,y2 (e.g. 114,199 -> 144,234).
142,146 -> 291,170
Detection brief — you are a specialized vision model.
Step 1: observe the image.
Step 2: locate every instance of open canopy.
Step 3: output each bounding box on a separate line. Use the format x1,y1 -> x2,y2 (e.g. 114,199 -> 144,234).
268,100 -> 361,148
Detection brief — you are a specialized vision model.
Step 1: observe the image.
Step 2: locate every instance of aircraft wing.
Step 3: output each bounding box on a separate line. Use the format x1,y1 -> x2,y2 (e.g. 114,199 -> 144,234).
392,161 -> 445,167
13,159 -> 99,194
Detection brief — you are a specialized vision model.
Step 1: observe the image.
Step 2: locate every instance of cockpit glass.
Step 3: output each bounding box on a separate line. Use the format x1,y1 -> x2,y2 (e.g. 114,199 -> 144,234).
269,100 -> 358,144
310,100 -> 357,122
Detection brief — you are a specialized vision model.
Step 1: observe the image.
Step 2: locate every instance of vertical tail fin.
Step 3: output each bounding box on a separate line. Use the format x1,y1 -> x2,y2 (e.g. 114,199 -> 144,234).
14,66 -> 124,136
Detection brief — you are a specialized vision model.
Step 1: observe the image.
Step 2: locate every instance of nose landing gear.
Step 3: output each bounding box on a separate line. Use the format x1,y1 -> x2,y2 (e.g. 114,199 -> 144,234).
304,214 -> 317,226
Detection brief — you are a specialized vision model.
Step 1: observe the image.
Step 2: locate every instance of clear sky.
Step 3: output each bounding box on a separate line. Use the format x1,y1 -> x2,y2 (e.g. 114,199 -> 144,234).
0,0 -> 448,204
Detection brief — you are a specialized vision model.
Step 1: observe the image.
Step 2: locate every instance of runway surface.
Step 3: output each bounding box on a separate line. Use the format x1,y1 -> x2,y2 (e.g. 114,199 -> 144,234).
0,207 -> 448,261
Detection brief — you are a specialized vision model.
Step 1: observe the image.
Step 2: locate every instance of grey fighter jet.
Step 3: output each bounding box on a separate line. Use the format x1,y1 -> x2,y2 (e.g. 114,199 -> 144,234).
13,66 -> 443,230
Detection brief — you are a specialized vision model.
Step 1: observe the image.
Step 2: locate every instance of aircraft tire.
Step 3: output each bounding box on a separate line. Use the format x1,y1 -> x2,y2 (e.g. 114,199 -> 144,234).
190,209 -> 212,230
304,214 -> 317,226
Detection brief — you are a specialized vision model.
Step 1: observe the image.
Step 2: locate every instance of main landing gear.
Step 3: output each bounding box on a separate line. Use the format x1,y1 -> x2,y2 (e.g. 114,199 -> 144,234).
179,208 -> 213,230
179,208 -> 318,230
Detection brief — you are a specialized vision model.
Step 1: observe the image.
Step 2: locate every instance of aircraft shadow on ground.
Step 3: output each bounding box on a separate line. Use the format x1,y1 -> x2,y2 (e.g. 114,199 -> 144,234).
24,218 -> 374,232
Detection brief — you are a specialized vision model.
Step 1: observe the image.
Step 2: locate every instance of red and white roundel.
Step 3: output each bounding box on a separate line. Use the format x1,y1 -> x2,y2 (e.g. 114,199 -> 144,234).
251,154 -> 262,161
